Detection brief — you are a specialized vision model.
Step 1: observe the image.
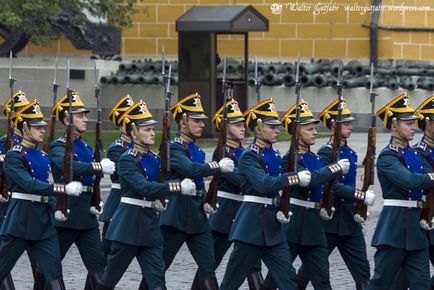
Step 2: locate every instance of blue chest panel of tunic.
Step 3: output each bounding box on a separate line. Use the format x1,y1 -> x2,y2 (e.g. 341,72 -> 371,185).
23,147 -> 50,182
139,152 -> 160,182
73,139 -> 95,186
301,152 -> 325,202
261,148 -> 282,177
340,146 -> 357,187
227,146 -> 244,164
401,148 -> 424,200
428,148 -> 434,164
187,142 -> 206,190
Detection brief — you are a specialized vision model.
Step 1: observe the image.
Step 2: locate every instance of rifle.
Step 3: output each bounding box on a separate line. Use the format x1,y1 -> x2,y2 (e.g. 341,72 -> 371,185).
57,60 -> 73,218
205,55 -> 229,212
0,51 -> 15,201
254,56 -> 261,103
91,61 -> 102,212
277,55 -> 301,219
356,63 -> 376,220
43,57 -> 60,153
321,59 -> 344,216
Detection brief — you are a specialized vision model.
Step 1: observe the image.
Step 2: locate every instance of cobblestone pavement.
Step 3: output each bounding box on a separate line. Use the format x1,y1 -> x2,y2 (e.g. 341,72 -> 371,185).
10,133 -> 430,289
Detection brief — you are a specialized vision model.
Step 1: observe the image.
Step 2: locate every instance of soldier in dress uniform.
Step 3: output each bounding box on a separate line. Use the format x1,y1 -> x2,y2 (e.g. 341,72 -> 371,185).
0,100 -> 83,290
49,91 -> 116,289
99,95 -> 135,257
261,99 -> 351,290
96,100 -> 197,290
191,99 -> 263,290
220,98 -> 312,290
367,94 -> 434,289
296,98 -> 375,289
159,92 -> 235,289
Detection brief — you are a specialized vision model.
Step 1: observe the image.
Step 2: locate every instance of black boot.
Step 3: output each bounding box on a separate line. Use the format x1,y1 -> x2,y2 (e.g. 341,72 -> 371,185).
139,279 -> 149,290
355,281 -> 367,290
0,274 -> 15,290
199,277 -> 219,290
84,272 -> 101,290
96,283 -> 113,290
45,278 -> 66,290
247,271 -> 263,290
33,270 -> 46,290
259,284 -> 276,290
152,287 -> 167,290
191,273 -> 200,290
296,278 -> 309,290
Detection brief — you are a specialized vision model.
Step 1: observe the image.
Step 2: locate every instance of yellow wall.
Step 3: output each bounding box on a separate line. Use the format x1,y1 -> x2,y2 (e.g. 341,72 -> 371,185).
21,0 -> 434,60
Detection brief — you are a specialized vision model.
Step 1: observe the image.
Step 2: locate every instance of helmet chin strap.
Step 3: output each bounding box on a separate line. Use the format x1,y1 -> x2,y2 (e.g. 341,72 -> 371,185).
392,118 -> 406,140
182,113 -> 191,136
257,119 -> 272,144
426,118 -> 434,138
22,121 -> 37,144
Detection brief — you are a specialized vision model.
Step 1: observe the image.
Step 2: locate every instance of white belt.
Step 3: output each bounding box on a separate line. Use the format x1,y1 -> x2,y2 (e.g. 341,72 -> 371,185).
243,195 -> 277,206
383,199 -> 424,208
217,191 -> 243,202
120,197 -> 153,208
111,183 -> 121,189
290,198 -> 321,209
82,185 -> 94,193
12,192 -> 48,203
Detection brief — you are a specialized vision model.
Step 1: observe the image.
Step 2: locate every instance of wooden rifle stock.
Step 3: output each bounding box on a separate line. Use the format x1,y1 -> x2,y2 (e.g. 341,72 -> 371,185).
0,117 -> 13,200
158,108 -> 170,199
356,127 -> 376,220
205,115 -> 228,210
278,120 -> 298,218
57,114 -> 72,216
421,149 -> 434,227
43,114 -> 57,154
91,120 -> 102,211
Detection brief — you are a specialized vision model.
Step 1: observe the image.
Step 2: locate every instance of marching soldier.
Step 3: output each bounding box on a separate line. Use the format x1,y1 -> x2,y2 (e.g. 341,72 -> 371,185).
261,99 -> 350,290
367,94 -> 434,289
96,100 -> 197,290
296,98 -> 375,289
49,91 -> 115,289
414,95 -> 434,289
159,93 -> 234,289
0,100 -> 83,290
99,95 -> 135,257
220,98 -> 312,290
191,99 -> 263,289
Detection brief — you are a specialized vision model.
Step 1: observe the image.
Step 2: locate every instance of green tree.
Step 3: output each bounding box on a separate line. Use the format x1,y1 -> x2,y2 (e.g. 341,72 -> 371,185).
0,0 -> 140,46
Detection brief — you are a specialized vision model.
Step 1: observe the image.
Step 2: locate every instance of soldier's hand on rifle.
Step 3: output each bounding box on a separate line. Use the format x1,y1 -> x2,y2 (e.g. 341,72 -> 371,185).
152,199 -> 167,212
337,159 -> 350,174
65,181 -> 82,196
180,178 -> 196,196
276,210 -> 292,223
100,158 -> 115,174
219,157 -> 234,173
90,201 -> 104,216
0,192 -> 9,203
320,207 -> 335,220
54,209 -> 70,221
203,202 -> 218,214
363,189 -> 376,205
297,171 -> 311,187
354,212 -> 368,224
420,218 -> 434,231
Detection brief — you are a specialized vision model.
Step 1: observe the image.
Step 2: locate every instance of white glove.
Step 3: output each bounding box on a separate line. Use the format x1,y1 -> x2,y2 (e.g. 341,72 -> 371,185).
320,207 -> 335,220
100,158 -> 115,175
276,210 -> 292,223
54,210 -> 69,221
218,158 -> 234,173
0,192 -> 9,203
90,201 -> 104,215
420,218 -> 434,231
180,179 -> 196,196
65,181 -> 82,196
152,199 -> 167,212
297,171 -> 311,187
204,202 -> 218,214
363,189 -> 376,206
354,213 -> 366,224
337,159 -> 350,175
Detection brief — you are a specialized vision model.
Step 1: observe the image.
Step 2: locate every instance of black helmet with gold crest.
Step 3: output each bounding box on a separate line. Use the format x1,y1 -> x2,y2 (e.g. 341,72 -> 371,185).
281,99 -> 320,133
318,98 -> 355,130
415,95 -> 434,130
243,98 -> 281,130
2,90 -> 30,116
11,100 -> 47,130
108,95 -> 135,127
52,90 -> 90,123
118,100 -> 157,134
376,93 -> 418,129
170,93 -> 208,122
212,99 -> 244,129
